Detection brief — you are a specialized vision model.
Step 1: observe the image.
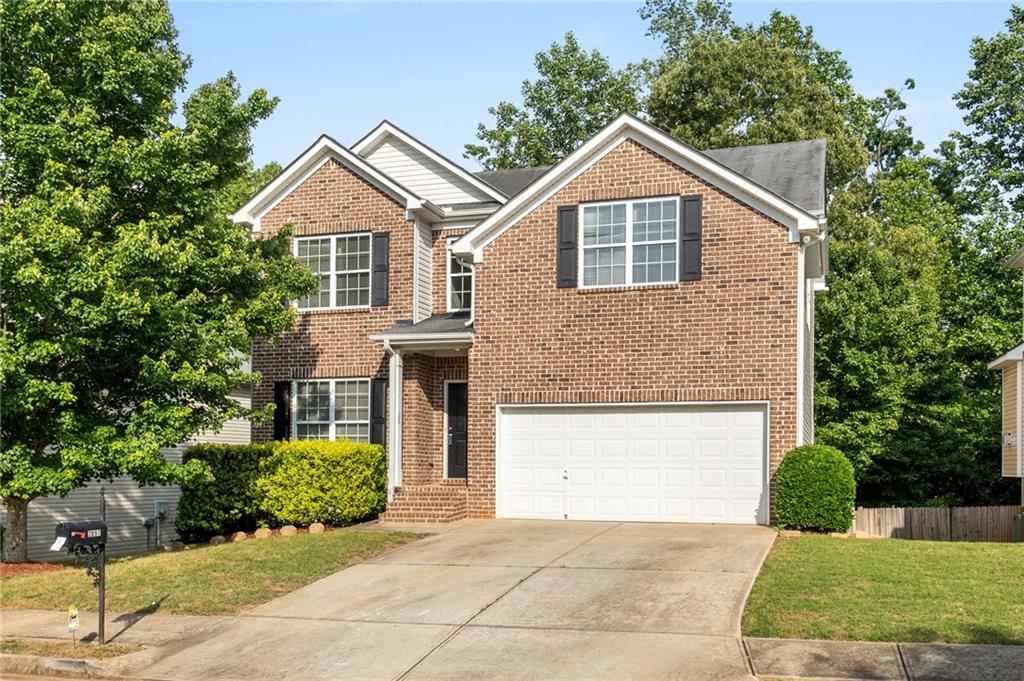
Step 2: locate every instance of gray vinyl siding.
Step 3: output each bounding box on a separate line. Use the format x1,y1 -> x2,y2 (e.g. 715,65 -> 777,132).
362,137 -> 493,207
2,390 -> 251,561
802,282 -> 816,444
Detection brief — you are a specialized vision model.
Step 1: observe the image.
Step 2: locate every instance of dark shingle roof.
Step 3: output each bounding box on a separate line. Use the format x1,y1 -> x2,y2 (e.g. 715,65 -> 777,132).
474,166 -> 552,197
374,313 -> 472,337
471,138 -> 826,214
704,139 -> 826,214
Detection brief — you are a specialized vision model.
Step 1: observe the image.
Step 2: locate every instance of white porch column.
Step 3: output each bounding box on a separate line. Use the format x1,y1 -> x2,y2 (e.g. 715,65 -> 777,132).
387,347 -> 404,501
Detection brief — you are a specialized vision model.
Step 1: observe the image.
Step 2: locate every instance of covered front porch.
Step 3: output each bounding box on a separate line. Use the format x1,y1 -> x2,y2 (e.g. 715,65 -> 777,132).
369,314 -> 473,522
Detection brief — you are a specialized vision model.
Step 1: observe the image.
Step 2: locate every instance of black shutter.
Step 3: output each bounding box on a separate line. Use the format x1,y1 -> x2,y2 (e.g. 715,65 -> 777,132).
370,378 -> 387,446
273,381 -> 291,440
371,232 -> 389,306
679,195 -> 703,281
556,205 -> 578,288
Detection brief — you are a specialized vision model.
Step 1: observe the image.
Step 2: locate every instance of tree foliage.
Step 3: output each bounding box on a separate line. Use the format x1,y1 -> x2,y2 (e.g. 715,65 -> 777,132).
643,1 -> 870,190
464,32 -> 643,170
0,0 -> 315,560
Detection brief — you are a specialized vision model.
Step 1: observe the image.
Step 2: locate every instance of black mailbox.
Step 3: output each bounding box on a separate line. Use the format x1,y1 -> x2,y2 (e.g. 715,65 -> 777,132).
55,521 -> 107,549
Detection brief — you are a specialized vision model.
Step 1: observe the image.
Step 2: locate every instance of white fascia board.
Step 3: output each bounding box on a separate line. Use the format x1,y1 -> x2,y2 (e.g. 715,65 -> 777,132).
352,121 -> 508,203
452,113 -> 823,262
989,343 -> 1024,370
230,134 -> 442,231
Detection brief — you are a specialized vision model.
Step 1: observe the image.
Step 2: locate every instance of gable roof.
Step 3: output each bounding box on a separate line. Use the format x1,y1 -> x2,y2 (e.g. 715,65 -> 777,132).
229,134 -> 443,230
470,140 -> 825,214
474,166 -> 552,197
352,120 -> 508,204
704,139 -> 826,215
989,342 -> 1024,370
452,113 -> 825,262
1008,247 -> 1024,269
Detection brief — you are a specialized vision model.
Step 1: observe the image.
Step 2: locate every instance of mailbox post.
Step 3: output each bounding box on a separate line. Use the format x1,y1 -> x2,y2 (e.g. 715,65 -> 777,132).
51,488 -> 108,644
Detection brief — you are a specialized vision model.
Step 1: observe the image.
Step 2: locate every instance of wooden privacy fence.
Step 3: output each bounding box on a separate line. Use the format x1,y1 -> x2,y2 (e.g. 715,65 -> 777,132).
854,505 -> 1024,542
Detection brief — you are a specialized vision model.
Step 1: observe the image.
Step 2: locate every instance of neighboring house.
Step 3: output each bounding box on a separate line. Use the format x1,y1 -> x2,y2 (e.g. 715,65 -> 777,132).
1,387 -> 251,560
989,247 -> 1024,504
231,114 -> 828,525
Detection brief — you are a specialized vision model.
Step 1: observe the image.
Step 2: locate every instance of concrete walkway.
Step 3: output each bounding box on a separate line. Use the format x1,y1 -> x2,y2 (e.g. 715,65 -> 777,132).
135,519 -> 774,681
746,637 -> 1024,681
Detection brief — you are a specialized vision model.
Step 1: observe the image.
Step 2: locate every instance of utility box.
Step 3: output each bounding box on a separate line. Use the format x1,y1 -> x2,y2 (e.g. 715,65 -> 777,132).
1013,513 -> 1024,543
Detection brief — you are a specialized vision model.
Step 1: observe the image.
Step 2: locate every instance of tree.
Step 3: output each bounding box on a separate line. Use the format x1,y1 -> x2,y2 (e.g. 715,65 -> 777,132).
643,1 -> 870,190
953,5 -> 1024,211
0,1 -> 314,561
464,32 -> 643,170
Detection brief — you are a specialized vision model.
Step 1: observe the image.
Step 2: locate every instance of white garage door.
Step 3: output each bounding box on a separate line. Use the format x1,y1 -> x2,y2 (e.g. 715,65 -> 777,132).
497,404 -> 767,524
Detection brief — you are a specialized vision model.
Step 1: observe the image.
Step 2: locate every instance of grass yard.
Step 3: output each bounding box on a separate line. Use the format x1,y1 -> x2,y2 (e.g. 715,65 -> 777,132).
0,530 -> 419,616
743,535 -> 1024,645
0,638 -> 142,659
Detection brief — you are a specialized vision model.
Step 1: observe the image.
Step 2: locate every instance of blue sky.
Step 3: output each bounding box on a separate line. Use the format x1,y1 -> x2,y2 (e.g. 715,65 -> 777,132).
170,1 -> 1015,170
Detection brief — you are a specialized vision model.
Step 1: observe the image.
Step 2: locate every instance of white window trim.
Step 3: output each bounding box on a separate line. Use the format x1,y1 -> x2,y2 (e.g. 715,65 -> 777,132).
293,233 -> 372,311
577,196 -> 680,290
292,378 -> 371,442
446,237 -> 474,313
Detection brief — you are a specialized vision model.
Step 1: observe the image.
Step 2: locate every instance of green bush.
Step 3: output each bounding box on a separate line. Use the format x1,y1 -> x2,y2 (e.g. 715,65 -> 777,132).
175,443 -> 274,542
775,444 -> 856,533
256,440 -> 387,526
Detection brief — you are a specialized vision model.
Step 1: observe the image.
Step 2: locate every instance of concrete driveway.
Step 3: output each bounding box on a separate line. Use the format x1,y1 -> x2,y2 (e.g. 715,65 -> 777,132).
137,520 -> 774,681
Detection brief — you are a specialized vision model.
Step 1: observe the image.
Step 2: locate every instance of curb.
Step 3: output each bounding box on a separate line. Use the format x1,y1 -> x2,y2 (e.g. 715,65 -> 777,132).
0,652 -> 134,679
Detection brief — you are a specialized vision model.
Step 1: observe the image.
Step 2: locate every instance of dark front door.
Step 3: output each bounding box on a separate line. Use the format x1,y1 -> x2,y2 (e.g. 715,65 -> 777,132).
446,382 -> 468,478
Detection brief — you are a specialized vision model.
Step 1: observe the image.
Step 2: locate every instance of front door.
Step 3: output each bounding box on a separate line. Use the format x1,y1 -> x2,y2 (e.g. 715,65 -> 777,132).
446,382 -> 468,478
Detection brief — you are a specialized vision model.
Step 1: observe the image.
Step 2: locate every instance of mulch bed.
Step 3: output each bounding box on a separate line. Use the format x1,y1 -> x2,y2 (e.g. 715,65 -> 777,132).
0,561 -> 64,577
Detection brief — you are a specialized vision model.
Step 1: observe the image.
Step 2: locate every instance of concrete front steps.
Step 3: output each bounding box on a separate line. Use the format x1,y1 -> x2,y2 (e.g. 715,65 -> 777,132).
380,484 -> 468,523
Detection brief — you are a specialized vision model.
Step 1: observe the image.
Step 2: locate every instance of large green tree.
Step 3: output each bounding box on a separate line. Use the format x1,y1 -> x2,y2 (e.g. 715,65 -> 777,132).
0,0 -> 314,561
464,32 -> 643,170
643,1 -> 870,190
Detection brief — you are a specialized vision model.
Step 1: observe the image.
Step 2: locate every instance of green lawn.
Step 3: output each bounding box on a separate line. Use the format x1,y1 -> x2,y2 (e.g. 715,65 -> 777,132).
743,535 -> 1024,645
0,530 -> 420,616
0,638 -> 142,659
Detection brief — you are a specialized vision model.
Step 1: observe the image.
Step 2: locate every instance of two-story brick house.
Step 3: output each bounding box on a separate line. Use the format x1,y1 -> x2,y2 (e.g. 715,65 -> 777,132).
230,114 -> 828,525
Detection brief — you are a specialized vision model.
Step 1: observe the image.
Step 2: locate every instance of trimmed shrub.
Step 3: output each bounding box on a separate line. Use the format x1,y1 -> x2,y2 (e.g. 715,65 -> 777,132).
775,444 -> 856,533
175,443 -> 274,542
256,440 -> 387,526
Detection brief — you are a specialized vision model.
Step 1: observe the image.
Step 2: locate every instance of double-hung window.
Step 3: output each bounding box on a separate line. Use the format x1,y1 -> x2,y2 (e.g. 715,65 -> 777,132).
580,197 -> 678,288
447,238 -> 473,312
296,233 -> 371,310
293,379 -> 370,442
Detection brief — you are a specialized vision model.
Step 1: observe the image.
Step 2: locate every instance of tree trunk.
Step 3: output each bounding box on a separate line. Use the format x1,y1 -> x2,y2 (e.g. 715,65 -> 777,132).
3,497 -> 31,563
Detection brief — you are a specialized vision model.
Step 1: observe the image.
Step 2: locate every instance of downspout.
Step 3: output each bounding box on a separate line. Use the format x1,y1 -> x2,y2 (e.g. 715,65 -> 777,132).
382,340 -> 404,502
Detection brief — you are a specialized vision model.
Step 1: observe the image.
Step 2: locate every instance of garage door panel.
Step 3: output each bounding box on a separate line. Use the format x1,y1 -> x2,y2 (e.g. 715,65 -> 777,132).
498,404 -> 766,524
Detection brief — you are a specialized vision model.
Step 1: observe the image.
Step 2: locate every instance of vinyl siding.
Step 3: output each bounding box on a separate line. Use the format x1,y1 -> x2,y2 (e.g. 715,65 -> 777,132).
801,281 -> 816,444
1003,362 -> 1021,477
362,137 -> 493,208
2,391 -> 252,560
413,219 -> 433,322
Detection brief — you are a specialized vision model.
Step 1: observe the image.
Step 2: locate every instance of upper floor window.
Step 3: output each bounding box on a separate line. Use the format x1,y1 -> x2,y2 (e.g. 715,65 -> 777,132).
447,238 -> 473,312
580,198 -> 678,288
296,233 -> 371,310
293,378 -> 370,442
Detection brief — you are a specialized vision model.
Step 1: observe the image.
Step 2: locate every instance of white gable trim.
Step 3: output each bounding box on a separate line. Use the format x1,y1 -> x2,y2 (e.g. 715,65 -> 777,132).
452,113 -> 824,262
229,134 -> 443,231
353,121 -> 508,203
989,343 -> 1024,370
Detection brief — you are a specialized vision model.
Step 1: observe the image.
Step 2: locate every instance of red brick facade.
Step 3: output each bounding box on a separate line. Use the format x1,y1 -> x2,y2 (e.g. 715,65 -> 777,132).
464,140 -> 798,517
251,139 -> 800,523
